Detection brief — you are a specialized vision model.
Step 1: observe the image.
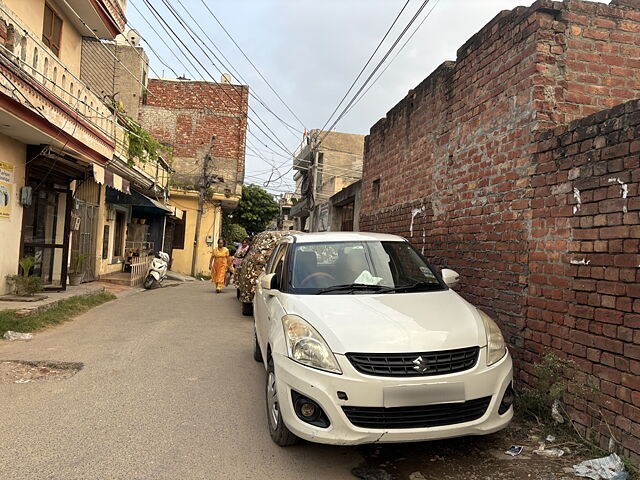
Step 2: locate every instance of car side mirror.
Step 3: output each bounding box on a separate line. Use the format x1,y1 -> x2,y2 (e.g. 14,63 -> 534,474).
441,268 -> 460,287
260,273 -> 278,291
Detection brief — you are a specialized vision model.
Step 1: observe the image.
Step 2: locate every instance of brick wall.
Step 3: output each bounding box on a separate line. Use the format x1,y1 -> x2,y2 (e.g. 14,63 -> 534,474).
139,79 -> 248,196
529,99 -> 640,460
359,0 -> 640,459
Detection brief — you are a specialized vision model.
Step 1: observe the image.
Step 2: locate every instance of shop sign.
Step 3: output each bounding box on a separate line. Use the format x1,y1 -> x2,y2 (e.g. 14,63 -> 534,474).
0,161 -> 13,220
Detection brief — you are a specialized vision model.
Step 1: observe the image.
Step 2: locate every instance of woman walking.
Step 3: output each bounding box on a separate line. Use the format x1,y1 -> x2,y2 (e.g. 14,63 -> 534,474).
210,238 -> 229,293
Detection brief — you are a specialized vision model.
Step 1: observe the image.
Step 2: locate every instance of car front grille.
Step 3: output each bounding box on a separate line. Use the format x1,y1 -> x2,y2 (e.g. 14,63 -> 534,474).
342,396 -> 492,429
346,346 -> 479,377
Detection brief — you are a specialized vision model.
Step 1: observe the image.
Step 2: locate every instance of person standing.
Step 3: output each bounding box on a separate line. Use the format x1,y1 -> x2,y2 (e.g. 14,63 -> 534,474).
233,237 -> 251,272
210,238 -> 229,293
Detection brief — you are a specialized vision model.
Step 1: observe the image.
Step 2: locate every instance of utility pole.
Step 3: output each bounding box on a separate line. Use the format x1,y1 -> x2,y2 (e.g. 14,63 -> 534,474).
191,136 -> 215,277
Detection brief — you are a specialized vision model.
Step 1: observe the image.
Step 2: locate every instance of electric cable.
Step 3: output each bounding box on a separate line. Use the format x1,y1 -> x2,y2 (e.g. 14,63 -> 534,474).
317,0 -> 432,148
173,0 -> 303,137
157,0 -> 294,157
343,0 -> 442,118
317,0 -> 411,137
197,0 -> 307,132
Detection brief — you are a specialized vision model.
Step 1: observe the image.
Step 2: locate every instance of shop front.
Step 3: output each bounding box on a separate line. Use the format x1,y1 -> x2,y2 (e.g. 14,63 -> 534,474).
101,187 -> 171,286
20,147 -> 88,291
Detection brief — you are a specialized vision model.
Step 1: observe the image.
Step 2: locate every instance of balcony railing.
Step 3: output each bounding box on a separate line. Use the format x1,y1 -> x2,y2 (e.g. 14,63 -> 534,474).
0,1 -> 118,148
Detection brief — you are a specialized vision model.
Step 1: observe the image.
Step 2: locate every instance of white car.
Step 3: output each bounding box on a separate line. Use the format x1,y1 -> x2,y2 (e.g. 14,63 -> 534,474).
253,232 -> 513,446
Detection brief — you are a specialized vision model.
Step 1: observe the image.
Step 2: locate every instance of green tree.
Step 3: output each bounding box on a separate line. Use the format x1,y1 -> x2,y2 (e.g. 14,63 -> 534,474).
221,213 -> 248,249
234,185 -> 280,236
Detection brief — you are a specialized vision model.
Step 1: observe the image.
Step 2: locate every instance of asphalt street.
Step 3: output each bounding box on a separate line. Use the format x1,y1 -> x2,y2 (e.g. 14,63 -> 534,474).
0,282 -> 359,480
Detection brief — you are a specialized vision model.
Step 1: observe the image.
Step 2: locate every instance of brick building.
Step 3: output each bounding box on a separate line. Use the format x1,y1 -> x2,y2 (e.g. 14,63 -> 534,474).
358,0 -> 640,459
139,78 -> 248,275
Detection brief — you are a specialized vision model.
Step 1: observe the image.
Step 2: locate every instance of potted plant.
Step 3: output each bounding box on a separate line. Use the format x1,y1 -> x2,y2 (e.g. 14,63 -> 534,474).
68,253 -> 93,286
5,256 -> 43,296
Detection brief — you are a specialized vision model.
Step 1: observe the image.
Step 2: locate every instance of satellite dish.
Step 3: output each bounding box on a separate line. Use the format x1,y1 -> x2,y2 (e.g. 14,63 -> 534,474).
116,29 -> 141,47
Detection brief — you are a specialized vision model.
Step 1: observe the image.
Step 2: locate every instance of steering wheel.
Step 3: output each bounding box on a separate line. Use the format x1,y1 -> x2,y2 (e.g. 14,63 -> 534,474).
299,272 -> 336,288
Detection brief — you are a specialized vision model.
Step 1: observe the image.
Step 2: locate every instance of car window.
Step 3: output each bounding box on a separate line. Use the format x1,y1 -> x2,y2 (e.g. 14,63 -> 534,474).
288,241 -> 443,294
267,243 -> 287,275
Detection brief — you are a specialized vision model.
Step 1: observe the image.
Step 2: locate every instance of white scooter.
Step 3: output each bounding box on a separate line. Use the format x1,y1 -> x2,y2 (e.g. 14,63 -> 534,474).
143,251 -> 170,289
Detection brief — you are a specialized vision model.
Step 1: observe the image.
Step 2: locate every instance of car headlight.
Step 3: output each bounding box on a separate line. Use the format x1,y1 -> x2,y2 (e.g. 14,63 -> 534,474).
479,310 -> 507,366
282,315 -> 342,374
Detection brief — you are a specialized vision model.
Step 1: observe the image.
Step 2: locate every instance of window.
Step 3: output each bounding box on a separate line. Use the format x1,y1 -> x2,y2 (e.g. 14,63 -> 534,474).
113,211 -> 126,257
372,179 -> 380,200
173,211 -> 186,249
42,4 -> 62,56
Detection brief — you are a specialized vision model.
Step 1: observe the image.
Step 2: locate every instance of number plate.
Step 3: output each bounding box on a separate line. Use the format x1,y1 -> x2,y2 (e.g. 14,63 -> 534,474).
383,382 -> 465,407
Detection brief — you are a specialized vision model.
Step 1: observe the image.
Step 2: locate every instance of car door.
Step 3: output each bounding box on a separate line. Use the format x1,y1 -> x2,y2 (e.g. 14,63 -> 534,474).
255,243 -> 288,356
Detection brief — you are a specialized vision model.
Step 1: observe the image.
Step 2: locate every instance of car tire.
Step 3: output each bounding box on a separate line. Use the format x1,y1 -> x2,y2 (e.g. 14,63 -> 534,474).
242,302 -> 253,316
253,332 -> 263,363
266,357 -> 299,447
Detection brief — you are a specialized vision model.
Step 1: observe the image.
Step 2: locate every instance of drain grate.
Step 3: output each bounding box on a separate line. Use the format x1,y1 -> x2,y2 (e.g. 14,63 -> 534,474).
0,360 -> 83,383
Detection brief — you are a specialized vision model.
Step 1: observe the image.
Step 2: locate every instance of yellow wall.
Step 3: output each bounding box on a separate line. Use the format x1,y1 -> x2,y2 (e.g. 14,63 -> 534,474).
0,133 -> 26,295
7,0 -> 83,77
169,192 -> 221,277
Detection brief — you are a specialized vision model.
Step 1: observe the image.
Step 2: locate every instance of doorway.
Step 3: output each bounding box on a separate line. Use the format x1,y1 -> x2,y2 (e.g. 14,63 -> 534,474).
21,182 -> 71,289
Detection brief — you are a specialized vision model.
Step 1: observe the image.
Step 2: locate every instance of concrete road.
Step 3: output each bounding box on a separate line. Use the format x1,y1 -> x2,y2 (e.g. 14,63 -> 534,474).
0,282 -> 360,480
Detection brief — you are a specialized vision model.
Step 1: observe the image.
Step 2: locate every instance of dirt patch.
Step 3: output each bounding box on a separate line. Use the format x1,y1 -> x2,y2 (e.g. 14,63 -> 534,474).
0,360 -> 83,384
355,422 -> 586,480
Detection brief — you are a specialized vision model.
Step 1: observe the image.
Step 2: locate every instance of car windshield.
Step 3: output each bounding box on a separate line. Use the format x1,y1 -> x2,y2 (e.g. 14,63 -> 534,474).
287,241 -> 444,294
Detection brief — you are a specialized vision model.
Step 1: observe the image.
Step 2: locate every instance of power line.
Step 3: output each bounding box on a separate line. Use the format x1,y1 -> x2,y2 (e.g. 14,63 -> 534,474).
317,0 -> 411,136
159,0 -> 295,157
128,1 -> 286,180
197,0 -> 307,132
138,0 -> 294,159
173,0 -> 302,137
343,0 -> 442,118
317,0 -> 433,148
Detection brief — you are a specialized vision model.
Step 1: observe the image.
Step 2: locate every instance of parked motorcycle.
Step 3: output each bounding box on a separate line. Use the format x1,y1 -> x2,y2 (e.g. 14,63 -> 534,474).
143,251 -> 170,289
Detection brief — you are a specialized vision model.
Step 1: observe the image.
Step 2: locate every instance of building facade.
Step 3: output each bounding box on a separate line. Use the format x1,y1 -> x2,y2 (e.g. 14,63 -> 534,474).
290,130 -> 364,232
0,0 -> 134,293
139,78 -> 248,276
358,0 -> 640,459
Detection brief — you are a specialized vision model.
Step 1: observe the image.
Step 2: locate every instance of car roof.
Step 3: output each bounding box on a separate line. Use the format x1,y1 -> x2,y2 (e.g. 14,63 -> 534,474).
290,231 -> 406,244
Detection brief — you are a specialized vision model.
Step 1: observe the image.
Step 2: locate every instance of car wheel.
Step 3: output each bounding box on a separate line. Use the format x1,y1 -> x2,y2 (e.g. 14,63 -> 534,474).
253,332 -> 263,363
266,357 -> 299,446
242,302 -> 253,316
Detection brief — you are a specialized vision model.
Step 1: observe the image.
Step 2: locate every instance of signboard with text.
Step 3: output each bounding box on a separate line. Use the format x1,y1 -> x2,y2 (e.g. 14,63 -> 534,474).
0,161 -> 14,220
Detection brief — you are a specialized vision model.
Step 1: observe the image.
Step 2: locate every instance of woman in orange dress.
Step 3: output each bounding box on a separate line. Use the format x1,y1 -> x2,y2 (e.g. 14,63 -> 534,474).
210,238 -> 230,293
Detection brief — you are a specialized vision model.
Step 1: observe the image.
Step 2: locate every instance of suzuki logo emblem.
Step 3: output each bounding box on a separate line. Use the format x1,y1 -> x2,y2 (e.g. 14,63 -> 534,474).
412,356 -> 431,374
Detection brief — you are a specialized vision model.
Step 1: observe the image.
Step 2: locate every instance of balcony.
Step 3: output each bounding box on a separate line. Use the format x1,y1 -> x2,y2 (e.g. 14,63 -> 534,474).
59,0 -> 127,38
0,1 -> 117,162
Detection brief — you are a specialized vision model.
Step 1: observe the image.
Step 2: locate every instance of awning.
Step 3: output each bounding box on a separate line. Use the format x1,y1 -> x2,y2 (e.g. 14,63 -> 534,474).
135,190 -> 173,213
93,164 -> 130,194
105,187 -> 172,215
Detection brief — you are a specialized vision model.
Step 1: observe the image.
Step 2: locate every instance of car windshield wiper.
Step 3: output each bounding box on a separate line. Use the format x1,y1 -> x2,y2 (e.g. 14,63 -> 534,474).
381,281 -> 444,293
316,283 -> 389,294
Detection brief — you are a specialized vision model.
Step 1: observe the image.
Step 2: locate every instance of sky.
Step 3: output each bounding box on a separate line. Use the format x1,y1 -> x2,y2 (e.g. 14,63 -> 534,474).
125,0 -> 530,195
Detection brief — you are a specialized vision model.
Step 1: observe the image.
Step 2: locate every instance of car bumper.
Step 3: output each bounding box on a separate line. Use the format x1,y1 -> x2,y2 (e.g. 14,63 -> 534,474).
273,349 -> 513,445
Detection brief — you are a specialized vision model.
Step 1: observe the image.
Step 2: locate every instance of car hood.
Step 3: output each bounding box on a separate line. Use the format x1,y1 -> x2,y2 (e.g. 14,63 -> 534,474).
281,290 -> 486,354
